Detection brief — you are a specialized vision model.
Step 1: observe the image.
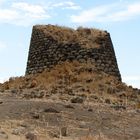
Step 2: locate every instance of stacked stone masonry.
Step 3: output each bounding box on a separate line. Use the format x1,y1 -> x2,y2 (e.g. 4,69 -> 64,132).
26,25 -> 121,81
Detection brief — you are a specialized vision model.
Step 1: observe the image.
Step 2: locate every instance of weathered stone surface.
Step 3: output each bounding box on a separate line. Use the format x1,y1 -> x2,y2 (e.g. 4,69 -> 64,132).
12,127 -> 25,135
43,108 -> 60,113
71,97 -> 84,103
26,25 -> 121,81
0,130 -> 8,139
0,101 -> 3,104
25,132 -> 37,140
60,127 -> 67,136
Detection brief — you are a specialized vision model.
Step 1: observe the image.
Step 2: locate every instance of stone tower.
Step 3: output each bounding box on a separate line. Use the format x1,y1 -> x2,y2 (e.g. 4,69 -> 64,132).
26,25 -> 121,81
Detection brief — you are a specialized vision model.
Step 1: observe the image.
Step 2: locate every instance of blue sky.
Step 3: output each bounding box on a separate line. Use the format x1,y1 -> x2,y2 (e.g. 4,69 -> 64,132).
0,0 -> 140,88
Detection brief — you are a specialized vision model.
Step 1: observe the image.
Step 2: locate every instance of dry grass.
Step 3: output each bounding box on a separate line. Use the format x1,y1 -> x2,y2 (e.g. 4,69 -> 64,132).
35,25 -> 108,48
0,119 -> 111,140
78,135 -> 112,140
1,60 -> 139,106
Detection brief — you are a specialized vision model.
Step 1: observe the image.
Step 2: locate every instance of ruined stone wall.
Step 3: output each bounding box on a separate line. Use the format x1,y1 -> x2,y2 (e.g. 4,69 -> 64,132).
26,25 -> 121,81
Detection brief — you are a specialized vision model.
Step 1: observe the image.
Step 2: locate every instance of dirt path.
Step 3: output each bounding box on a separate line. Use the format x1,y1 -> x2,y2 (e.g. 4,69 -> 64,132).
0,92 -> 140,140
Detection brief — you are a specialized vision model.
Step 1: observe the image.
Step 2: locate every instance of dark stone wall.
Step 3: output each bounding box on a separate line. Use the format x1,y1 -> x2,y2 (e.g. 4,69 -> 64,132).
26,25 -> 121,81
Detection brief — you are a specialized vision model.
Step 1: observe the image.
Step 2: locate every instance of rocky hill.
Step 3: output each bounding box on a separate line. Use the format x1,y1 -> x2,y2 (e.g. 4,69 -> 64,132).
0,25 -> 140,140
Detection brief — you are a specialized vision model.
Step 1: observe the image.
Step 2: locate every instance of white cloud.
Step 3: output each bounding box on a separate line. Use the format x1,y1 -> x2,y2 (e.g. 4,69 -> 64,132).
123,76 -> 140,88
71,2 -> 140,23
0,2 -> 50,26
0,79 -> 3,83
0,41 -> 6,51
0,9 -> 18,21
62,2 -> 81,10
51,1 -> 80,10
71,4 -> 113,23
0,1 -> 80,26
0,0 -> 4,5
123,76 -> 140,81
12,2 -> 47,16
0,77 -> 8,83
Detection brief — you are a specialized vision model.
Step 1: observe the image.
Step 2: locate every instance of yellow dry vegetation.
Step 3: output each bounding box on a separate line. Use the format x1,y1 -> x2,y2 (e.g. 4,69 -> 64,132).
35,25 -> 107,48
0,60 -> 139,106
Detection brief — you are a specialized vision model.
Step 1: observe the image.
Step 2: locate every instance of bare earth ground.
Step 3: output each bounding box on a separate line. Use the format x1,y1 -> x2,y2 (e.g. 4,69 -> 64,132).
0,62 -> 140,140
0,92 -> 140,140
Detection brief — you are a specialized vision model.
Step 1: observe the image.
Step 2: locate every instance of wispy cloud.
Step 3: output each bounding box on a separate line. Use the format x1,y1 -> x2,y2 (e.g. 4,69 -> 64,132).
0,1 -> 80,26
0,41 -> 6,51
123,75 -> 140,88
12,2 -> 49,18
0,77 -> 8,83
123,76 -> 140,81
0,0 -> 5,5
51,1 -> 81,10
71,2 -> 140,23
0,2 -> 50,26
0,79 -> 4,83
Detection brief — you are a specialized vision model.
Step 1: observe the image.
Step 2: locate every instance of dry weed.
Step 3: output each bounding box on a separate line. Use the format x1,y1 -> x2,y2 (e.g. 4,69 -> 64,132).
78,134 -> 112,140
34,25 -> 107,48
